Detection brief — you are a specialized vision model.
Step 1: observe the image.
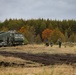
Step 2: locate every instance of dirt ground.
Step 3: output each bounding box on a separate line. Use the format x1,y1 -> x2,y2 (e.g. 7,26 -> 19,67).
0,44 -> 76,67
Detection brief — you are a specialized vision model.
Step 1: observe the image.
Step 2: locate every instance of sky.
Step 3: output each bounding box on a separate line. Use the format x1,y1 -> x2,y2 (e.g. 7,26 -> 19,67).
0,0 -> 76,21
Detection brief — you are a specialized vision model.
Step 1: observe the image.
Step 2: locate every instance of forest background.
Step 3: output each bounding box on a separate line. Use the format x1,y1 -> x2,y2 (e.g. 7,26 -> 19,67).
0,19 -> 76,44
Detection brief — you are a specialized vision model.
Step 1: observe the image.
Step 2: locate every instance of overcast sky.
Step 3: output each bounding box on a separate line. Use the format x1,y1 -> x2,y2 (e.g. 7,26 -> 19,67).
0,0 -> 76,21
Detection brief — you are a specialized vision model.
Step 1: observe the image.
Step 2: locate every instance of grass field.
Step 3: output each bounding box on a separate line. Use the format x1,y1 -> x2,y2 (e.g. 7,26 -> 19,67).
0,65 -> 76,75
0,44 -> 76,75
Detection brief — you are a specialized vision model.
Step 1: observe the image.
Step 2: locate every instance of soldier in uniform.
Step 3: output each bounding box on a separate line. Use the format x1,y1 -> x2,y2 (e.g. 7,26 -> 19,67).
45,39 -> 49,46
58,39 -> 62,48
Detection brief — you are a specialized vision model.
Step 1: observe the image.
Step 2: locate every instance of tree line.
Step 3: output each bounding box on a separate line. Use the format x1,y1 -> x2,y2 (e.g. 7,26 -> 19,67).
0,18 -> 76,44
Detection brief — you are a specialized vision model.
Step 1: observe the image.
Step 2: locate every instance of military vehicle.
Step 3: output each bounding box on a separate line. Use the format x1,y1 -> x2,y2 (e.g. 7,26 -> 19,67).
0,30 -> 24,46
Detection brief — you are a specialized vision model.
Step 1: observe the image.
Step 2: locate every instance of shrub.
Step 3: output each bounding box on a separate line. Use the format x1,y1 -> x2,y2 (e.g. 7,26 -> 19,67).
24,38 -> 29,45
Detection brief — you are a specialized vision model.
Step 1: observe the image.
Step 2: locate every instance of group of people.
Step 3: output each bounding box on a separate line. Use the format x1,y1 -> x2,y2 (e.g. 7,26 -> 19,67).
45,39 -> 62,48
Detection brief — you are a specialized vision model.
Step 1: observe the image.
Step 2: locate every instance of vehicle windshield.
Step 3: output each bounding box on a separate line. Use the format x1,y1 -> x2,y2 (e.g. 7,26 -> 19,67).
14,33 -> 24,37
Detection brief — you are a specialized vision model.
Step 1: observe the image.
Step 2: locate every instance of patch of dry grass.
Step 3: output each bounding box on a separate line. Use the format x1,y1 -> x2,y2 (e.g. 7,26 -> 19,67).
0,65 -> 76,75
0,44 -> 76,54
0,55 -> 25,63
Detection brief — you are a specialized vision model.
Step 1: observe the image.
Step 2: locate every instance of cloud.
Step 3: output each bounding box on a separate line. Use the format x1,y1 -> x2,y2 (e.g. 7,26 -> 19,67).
0,0 -> 76,21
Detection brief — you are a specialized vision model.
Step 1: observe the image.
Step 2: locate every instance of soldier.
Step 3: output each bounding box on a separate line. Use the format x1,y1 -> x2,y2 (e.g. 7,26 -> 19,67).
45,39 -> 49,46
58,39 -> 62,48
50,40 -> 53,47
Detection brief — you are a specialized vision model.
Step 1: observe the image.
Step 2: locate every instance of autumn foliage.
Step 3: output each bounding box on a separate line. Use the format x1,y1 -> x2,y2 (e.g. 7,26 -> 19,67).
0,19 -> 76,43
42,28 -> 53,40
51,28 -> 65,43
18,26 -> 26,33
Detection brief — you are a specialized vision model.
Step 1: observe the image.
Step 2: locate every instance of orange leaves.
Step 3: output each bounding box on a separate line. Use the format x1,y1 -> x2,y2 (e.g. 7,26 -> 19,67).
42,28 -> 65,43
18,26 -> 26,33
42,28 -> 53,40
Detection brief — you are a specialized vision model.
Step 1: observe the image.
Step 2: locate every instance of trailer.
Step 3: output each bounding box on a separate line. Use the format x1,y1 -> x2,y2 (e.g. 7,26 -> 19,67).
0,30 -> 24,46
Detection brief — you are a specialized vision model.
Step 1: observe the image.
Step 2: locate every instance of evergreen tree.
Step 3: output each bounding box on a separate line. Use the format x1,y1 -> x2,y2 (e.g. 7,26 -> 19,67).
35,34 -> 42,44
69,33 -> 76,42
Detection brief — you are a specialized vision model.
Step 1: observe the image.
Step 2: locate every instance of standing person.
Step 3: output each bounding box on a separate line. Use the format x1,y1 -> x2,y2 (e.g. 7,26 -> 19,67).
58,39 -> 62,48
45,39 -> 49,46
50,40 -> 53,47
